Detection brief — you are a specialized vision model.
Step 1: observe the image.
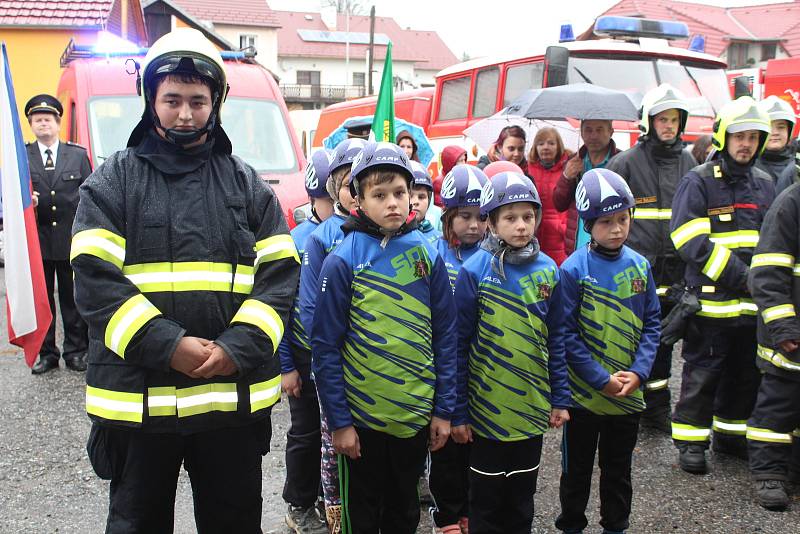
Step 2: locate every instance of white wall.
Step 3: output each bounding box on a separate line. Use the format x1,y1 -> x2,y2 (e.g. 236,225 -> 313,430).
213,24 -> 279,72
276,55 -> 436,90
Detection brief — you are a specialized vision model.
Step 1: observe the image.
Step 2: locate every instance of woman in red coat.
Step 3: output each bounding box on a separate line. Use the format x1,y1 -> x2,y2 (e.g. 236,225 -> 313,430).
527,127 -> 571,265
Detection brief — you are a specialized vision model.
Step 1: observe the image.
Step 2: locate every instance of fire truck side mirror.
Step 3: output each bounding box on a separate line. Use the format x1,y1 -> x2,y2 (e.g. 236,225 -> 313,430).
733,76 -> 752,99
544,46 -> 569,88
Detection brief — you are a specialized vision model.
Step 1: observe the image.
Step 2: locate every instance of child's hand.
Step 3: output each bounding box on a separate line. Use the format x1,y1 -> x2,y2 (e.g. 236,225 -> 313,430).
549,408 -> 570,428
332,426 -> 361,459
451,424 -> 473,444
613,371 -> 641,397
602,375 -> 623,396
281,370 -> 302,398
429,417 -> 451,451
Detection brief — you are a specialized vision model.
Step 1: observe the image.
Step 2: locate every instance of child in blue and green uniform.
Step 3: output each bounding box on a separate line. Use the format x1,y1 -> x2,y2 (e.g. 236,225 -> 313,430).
298,138 -> 365,532
279,150 -> 334,533
553,169 -> 660,534
435,164 -> 490,288
429,164 -> 488,532
409,160 -> 442,246
452,171 -> 570,533
312,142 -> 457,533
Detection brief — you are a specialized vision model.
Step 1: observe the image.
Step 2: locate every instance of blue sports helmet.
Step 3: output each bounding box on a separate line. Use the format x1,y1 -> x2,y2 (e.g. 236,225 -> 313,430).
575,168 -> 635,221
479,171 -> 541,218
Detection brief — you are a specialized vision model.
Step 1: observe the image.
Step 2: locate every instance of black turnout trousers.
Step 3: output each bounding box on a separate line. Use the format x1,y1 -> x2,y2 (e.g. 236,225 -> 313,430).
87,420 -> 270,534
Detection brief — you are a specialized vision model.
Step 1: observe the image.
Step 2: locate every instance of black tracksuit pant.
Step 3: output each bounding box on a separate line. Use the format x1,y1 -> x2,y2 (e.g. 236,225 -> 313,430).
282,346 -> 322,509
468,435 -> 543,534
87,420 -> 270,534
747,372 -> 800,481
672,320 -> 760,447
556,409 -> 640,533
429,438 -> 470,526
340,426 -> 429,534
41,259 -> 88,361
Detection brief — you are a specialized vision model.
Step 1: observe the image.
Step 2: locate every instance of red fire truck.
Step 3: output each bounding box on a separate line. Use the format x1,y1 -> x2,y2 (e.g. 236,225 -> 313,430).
56,41 -> 308,226
728,56 -> 800,136
315,16 -> 730,171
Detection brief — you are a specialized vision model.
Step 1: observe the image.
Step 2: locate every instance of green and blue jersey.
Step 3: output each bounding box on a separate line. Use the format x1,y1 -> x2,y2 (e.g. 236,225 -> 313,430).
454,248 -> 569,441
436,238 -> 481,289
311,228 -> 457,438
554,245 -> 660,415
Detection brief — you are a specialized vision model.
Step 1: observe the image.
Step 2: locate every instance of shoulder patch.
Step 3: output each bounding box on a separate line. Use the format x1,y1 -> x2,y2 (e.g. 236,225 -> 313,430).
66,141 -> 87,150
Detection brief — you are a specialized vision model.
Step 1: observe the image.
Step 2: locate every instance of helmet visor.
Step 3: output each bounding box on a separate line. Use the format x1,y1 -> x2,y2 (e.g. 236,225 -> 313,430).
147,54 -> 223,91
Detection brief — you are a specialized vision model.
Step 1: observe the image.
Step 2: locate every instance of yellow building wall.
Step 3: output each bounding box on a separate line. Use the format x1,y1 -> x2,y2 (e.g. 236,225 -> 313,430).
2,28 -> 97,140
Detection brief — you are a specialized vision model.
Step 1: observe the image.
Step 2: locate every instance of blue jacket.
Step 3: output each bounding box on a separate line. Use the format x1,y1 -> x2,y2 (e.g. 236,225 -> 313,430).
311,227 -> 457,438
299,214 -> 347,337
419,219 -> 442,246
454,247 -> 569,440
554,245 -> 661,415
436,238 -> 482,289
278,218 -> 319,373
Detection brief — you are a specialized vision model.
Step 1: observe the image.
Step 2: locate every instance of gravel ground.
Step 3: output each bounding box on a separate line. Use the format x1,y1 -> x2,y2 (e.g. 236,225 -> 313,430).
1,271 -> 799,533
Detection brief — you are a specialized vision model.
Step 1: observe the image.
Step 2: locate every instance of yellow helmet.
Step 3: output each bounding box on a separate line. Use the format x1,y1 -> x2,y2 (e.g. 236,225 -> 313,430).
759,95 -> 796,132
711,96 -> 771,154
129,28 -> 230,147
639,83 -> 691,137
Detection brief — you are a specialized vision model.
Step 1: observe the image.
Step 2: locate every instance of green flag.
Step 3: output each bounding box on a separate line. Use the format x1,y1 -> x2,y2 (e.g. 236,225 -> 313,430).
371,41 -> 394,142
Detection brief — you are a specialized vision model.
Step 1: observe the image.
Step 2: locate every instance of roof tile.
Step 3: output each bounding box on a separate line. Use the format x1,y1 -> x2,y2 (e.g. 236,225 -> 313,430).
0,0 -> 112,26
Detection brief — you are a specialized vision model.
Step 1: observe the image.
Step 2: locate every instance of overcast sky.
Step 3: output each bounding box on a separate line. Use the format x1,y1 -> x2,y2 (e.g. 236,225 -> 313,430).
268,0 -> 792,61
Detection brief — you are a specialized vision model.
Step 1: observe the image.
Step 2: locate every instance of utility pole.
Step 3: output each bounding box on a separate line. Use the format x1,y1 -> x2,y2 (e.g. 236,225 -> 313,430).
367,5 -> 375,95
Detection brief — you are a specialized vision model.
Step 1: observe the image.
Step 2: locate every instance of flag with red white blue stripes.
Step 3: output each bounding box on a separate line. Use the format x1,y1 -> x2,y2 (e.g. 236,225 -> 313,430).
0,42 -> 52,366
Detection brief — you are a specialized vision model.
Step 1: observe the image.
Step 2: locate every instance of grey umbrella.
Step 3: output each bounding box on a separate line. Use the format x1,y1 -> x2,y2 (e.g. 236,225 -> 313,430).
506,83 -> 641,121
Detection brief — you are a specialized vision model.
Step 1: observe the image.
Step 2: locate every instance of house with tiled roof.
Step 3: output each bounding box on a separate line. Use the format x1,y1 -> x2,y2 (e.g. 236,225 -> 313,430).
274,9 -> 457,110
0,0 -> 147,138
583,0 -> 800,69
167,0 -> 282,72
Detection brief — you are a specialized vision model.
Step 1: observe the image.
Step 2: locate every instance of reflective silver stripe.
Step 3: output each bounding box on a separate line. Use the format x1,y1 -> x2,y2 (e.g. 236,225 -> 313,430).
176,391 -> 238,410
645,378 -> 669,391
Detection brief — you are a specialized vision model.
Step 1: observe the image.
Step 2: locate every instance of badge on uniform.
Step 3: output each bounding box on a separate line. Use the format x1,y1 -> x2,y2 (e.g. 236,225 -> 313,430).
631,278 -> 645,294
537,283 -> 551,300
414,259 -> 429,279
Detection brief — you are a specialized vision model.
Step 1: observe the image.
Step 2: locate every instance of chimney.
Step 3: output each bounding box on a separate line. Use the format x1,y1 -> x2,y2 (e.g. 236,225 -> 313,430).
321,6 -> 337,31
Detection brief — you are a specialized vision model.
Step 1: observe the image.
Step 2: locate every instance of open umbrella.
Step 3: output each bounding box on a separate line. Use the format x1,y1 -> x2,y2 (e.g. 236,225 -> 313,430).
464,115 -> 581,158
322,116 -> 435,167
507,83 -> 641,121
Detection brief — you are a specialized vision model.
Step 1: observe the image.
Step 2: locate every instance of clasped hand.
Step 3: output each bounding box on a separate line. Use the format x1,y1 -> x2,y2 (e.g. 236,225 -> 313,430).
169,336 -> 237,379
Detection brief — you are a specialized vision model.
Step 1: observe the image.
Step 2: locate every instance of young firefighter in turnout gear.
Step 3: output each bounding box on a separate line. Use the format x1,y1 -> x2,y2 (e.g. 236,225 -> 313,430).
607,84 -> 697,432
452,171 -> 570,533
311,142 -> 456,533
759,96 -> 798,195
669,96 -> 775,474
70,29 -> 300,533
429,163 -> 488,533
299,137 -> 365,531
279,150 -> 334,533
554,169 -> 660,534
746,184 -> 800,510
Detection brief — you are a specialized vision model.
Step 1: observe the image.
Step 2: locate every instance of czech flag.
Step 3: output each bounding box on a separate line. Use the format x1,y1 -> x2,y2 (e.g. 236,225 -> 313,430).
0,42 -> 52,366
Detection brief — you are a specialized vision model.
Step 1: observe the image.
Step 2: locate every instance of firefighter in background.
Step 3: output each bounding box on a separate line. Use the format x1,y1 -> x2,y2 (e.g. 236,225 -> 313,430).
607,84 -> 697,433
25,94 -> 92,374
70,29 -> 299,532
759,95 -> 799,195
669,97 -> 775,475
746,181 -> 800,510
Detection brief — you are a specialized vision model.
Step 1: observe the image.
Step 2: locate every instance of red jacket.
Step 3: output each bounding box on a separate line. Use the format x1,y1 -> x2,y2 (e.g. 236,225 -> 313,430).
528,153 -> 570,265
433,146 -> 467,207
552,140 -> 620,254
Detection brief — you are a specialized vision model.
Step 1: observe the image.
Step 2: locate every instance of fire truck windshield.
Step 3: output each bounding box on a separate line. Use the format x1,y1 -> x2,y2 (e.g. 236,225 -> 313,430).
567,55 -> 728,116
87,96 -> 298,173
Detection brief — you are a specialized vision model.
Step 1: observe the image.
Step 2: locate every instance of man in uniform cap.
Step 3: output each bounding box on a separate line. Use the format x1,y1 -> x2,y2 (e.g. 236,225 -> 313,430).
25,94 -> 92,374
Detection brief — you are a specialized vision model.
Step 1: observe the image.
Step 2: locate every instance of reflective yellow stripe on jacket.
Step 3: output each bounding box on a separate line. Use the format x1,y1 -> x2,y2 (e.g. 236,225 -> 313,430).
86,386 -> 143,423
697,298 -> 757,319
701,245 -> 731,281
105,294 -> 161,357
757,345 -> 800,372
70,229 -> 126,269
123,261 -> 255,294
231,299 -> 284,351
255,234 -> 300,270
751,253 -> 795,269
762,304 -> 796,324
708,230 -> 759,249
635,208 -> 672,220
671,218 -> 711,249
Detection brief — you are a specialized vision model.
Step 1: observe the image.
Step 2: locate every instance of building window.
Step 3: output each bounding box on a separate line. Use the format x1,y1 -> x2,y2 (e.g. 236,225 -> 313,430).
353,72 -> 365,87
297,70 -> 321,85
240,34 -> 257,51
728,42 -> 749,68
762,43 -> 777,61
